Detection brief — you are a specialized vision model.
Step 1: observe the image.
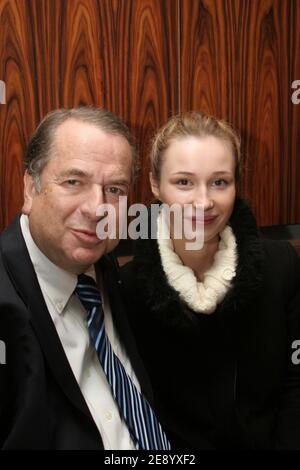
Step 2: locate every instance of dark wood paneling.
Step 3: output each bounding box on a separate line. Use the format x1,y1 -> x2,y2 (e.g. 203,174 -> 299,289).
97,0 -> 179,205
290,0 -> 300,224
0,0 -> 37,230
59,0 -> 104,107
0,0 -> 106,230
180,0 -> 237,119
0,0 -> 179,230
1,0 -> 299,230
181,0 -> 300,226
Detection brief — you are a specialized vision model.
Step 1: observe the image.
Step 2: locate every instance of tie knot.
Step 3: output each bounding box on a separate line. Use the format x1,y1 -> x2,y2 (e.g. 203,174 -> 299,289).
77,273 -> 97,288
75,274 -> 102,310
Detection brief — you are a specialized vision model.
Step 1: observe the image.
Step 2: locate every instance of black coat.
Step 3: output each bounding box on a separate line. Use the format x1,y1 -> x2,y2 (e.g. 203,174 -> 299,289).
0,215 -> 153,449
121,199 -> 300,449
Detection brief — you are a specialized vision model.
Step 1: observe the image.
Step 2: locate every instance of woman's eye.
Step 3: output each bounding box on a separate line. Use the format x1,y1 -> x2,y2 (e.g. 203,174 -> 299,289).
212,179 -> 228,187
176,179 -> 191,186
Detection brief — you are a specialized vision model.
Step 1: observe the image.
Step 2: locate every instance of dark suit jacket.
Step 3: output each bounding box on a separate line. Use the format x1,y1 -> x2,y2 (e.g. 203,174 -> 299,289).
0,215 -> 153,449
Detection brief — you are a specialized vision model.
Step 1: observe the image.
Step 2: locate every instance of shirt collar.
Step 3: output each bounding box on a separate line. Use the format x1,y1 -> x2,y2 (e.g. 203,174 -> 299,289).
20,214 -> 96,315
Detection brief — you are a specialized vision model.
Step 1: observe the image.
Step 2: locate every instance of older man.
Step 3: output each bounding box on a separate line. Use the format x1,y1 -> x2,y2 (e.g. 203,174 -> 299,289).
0,108 -> 170,450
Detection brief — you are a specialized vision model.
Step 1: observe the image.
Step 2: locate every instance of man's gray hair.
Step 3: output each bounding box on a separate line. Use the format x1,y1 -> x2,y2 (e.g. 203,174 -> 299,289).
25,107 -> 138,189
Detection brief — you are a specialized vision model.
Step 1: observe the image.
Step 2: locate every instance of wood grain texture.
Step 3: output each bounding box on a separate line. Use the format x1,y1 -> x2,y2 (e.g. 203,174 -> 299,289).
0,0 -> 179,230
181,0 -> 300,225
97,0 -> 179,205
1,0 -> 299,230
0,0 -> 37,229
289,0 -> 300,224
59,0 -> 104,107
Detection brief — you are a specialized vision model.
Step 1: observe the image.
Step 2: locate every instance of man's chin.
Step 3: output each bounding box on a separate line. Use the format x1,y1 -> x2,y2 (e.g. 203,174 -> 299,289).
71,245 -> 107,267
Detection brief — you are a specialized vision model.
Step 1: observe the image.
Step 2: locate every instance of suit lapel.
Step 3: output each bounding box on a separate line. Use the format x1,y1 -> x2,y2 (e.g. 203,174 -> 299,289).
0,216 -> 94,420
1,216 -> 154,419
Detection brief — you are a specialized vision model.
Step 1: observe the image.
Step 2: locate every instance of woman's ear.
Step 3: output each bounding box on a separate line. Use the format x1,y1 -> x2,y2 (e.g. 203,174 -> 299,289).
149,172 -> 160,199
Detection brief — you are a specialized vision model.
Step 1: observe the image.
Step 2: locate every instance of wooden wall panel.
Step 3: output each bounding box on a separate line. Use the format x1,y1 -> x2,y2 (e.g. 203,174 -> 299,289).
180,0 -> 237,119
290,0 -> 300,224
181,0 -> 300,226
26,0 -> 62,114
0,0 -> 179,230
0,0 -> 299,230
0,0 -> 37,230
0,0 -> 106,230
59,0 -> 104,107
97,0 -> 179,204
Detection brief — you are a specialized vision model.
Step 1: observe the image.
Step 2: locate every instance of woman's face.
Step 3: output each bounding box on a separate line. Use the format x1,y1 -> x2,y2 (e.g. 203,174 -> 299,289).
150,135 -> 236,244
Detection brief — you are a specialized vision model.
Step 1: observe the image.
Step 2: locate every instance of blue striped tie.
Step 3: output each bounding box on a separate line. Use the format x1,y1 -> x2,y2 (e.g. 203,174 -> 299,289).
75,274 -> 171,450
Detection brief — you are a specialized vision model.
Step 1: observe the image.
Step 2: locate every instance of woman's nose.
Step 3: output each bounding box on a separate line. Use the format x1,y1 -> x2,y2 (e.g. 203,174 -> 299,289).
193,189 -> 214,211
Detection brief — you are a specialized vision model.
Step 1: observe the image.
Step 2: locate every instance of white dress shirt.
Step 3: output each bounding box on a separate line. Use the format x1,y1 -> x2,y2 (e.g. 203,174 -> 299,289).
20,214 -> 139,450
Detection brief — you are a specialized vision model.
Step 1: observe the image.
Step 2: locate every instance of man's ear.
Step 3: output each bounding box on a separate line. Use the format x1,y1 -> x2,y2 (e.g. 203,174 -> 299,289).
149,172 -> 160,200
22,170 -> 37,215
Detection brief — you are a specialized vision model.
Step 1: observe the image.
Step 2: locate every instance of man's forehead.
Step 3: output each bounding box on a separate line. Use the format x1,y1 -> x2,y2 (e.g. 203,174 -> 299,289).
47,118 -> 133,180
51,119 -> 129,155
54,119 -> 112,145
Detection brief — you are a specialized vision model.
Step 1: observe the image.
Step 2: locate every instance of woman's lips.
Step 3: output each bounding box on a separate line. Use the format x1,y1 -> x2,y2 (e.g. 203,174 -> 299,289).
203,216 -> 218,225
71,229 -> 102,244
189,215 -> 218,225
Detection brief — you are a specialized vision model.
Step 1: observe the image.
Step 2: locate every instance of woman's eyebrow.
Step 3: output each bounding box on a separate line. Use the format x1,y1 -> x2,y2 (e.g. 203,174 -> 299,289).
211,171 -> 233,176
171,171 -> 195,176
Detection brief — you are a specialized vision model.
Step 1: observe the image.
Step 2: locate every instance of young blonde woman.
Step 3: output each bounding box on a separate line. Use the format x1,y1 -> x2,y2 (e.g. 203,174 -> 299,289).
121,112 -> 300,449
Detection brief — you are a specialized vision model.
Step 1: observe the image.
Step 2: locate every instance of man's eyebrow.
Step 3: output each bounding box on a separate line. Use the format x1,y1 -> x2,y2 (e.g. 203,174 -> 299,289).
59,169 -> 91,178
108,179 -> 130,187
58,171 -> 130,186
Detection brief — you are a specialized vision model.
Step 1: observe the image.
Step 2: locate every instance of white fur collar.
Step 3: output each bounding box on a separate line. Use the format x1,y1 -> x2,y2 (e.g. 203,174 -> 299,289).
157,213 -> 238,314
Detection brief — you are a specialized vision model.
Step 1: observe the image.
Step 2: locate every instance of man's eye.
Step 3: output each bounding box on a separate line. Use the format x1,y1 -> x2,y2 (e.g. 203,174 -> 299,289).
106,187 -> 125,196
66,179 -> 80,186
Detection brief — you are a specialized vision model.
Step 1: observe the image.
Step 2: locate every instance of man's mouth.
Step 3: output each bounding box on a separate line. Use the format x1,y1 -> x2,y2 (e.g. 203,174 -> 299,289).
71,229 -> 102,244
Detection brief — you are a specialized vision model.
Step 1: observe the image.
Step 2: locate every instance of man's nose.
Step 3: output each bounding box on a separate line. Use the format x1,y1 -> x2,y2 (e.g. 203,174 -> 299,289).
80,185 -> 105,219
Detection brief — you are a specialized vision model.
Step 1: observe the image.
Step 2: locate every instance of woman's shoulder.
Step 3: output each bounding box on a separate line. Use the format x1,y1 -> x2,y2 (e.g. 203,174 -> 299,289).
260,238 -> 300,298
261,238 -> 299,267
120,259 -> 135,291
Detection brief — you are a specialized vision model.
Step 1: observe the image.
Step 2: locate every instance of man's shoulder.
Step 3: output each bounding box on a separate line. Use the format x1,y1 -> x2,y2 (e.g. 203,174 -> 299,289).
0,215 -> 23,254
97,252 -> 121,282
0,248 -> 20,304
0,216 -> 32,305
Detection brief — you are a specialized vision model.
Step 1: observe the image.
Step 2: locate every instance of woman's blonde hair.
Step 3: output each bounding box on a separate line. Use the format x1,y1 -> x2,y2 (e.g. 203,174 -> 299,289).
150,111 -> 241,182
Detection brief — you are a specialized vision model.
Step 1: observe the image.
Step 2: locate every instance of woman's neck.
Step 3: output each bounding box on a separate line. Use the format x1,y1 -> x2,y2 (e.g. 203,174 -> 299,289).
172,235 -> 220,282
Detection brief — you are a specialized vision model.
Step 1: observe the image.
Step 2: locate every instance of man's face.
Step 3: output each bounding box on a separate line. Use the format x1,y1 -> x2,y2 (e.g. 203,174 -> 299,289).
23,119 -> 132,274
